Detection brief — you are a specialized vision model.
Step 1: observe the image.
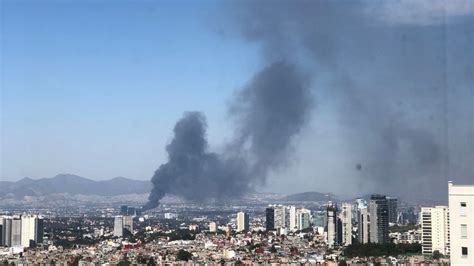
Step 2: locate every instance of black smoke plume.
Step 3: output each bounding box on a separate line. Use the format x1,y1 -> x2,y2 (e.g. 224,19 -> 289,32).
226,0 -> 473,200
145,61 -> 312,209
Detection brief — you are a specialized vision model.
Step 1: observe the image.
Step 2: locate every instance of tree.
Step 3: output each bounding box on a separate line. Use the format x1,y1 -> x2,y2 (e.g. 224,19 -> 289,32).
176,249 -> 193,261
343,243 -> 421,258
433,250 -> 443,260
117,260 -> 131,266
338,260 -> 348,266
117,256 -> 130,266
147,257 -> 156,266
148,257 -> 156,266
118,254 -> 131,266
270,245 -> 278,253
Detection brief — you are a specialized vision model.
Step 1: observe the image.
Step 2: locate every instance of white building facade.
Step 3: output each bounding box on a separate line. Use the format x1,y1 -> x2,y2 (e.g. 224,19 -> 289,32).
296,209 -> 311,231
289,206 -> 297,232
449,182 -> 474,265
340,203 -> 352,246
237,212 -> 249,232
358,207 -> 370,244
114,216 -> 124,237
209,222 -> 217,233
326,203 -> 338,247
21,215 -> 36,248
420,206 -> 450,255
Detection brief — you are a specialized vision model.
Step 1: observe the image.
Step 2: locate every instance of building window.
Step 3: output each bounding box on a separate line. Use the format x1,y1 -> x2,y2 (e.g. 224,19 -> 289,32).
461,224 -> 467,239
462,247 -> 468,256
460,202 -> 467,216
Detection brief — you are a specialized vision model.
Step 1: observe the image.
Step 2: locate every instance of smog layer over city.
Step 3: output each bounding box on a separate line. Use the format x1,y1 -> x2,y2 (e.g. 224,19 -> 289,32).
1,0 -> 473,265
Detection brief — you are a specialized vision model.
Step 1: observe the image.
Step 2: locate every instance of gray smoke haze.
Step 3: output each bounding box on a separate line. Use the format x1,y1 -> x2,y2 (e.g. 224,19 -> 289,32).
225,0 -> 473,201
146,0 -> 472,207
146,61 -> 312,209
230,61 -> 312,178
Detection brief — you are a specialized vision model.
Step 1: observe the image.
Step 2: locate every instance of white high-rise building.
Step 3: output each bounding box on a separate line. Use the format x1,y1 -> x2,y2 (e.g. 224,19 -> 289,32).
18,215 -> 43,248
11,218 -> 21,247
340,203 -> 352,246
123,216 -> 133,235
326,202 -> 338,248
21,215 -> 36,247
1,217 -> 12,247
0,218 -> 5,246
420,206 -> 450,255
114,216 -> 124,237
209,222 -> 217,233
274,205 -> 288,229
237,212 -> 249,232
449,182 -> 474,265
289,206 -> 297,232
358,207 -> 370,244
296,209 -> 311,231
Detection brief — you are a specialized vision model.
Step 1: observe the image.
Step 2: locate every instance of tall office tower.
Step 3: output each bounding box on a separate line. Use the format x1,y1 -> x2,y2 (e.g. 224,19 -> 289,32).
337,217 -> 343,244
387,197 -> 398,224
369,195 -> 389,243
114,216 -> 124,237
340,203 -> 352,246
420,206 -> 450,255
209,222 -> 217,233
289,206 -> 297,231
326,202 -> 338,247
2,218 -> 12,247
127,207 -> 137,217
237,212 -> 250,232
35,217 -> 44,245
123,216 -> 133,235
19,215 -> 43,248
297,209 -> 311,231
313,211 -> 326,228
120,206 -> 128,215
274,205 -> 288,229
266,207 -> 275,231
358,207 -> 370,243
11,218 -> 21,246
0,218 -> 4,246
21,215 -> 37,247
448,182 -> 474,265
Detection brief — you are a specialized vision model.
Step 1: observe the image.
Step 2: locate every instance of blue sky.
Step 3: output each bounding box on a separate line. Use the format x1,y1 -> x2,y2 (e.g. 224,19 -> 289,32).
1,0 -> 261,181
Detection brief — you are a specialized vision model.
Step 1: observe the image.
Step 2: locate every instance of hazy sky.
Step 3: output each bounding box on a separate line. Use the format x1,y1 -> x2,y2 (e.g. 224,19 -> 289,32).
1,0 -> 473,199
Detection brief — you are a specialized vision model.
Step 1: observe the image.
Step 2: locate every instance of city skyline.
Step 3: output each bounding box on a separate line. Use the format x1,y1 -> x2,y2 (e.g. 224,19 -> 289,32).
0,184 -> 473,264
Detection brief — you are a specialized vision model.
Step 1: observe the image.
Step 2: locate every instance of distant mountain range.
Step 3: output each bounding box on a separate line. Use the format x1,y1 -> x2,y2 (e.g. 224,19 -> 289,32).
0,174 -> 151,199
0,174 -> 344,204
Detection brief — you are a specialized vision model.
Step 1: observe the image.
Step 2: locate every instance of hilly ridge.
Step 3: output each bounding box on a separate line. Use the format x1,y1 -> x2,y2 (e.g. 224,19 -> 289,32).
0,174 -> 151,198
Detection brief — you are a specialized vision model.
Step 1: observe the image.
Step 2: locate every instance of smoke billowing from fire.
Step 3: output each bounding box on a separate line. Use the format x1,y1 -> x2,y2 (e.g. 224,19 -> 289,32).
145,62 -> 312,209
146,0 -> 473,207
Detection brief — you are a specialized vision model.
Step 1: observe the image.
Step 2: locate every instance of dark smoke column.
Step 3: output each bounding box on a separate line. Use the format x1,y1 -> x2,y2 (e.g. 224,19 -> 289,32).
144,61 -> 313,209
144,112 -> 250,210
144,112 -> 207,209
